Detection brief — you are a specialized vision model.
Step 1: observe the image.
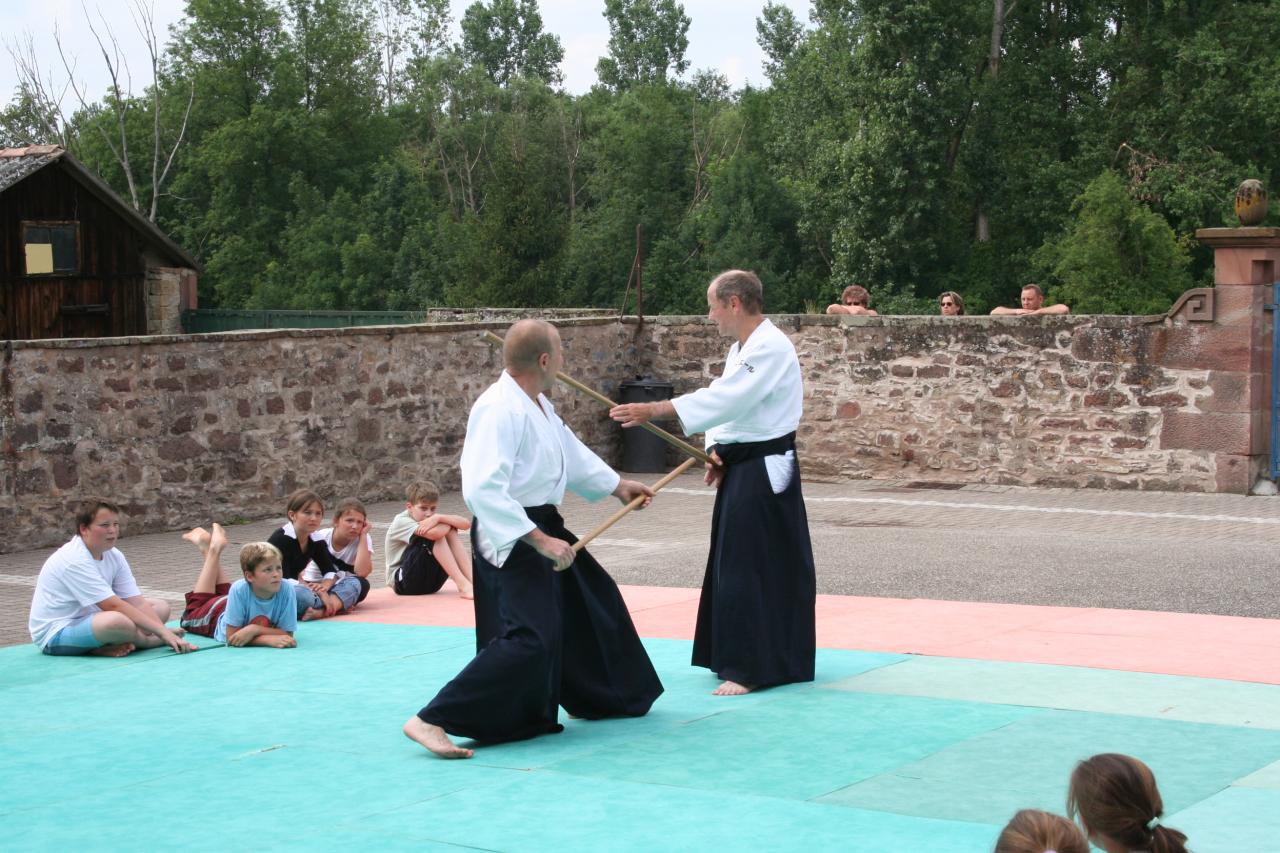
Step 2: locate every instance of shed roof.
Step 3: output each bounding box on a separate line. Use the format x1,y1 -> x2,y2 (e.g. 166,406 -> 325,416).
0,145 -> 201,271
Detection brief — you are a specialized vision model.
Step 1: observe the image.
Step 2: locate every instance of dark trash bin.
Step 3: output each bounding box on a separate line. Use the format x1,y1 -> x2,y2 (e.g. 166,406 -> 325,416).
618,376 -> 674,472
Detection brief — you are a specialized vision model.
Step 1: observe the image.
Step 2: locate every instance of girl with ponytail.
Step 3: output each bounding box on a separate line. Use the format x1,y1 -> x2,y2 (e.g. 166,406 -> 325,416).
1067,753 -> 1190,853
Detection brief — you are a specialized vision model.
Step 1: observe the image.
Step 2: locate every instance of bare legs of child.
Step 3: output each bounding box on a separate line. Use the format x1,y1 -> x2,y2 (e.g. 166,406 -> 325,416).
87,527 -> 196,656
432,530 -> 474,599
182,524 -> 228,593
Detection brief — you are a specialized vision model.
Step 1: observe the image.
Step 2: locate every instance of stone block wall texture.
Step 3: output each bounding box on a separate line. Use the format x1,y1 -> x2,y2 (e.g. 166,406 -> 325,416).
640,314 -> 1249,492
0,296 -> 1269,552
1,319 -> 644,552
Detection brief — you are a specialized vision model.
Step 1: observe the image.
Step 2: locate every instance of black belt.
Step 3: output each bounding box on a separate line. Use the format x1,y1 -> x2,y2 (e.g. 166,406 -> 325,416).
711,432 -> 796,465
522,504 -> 561,525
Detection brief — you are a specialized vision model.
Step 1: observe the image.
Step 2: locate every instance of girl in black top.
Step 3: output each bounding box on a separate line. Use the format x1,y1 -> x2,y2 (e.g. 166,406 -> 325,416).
267,489 -> 341,619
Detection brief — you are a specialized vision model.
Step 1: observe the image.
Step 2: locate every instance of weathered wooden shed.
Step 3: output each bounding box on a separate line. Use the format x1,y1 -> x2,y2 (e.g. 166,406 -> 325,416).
0,145 -> 199,340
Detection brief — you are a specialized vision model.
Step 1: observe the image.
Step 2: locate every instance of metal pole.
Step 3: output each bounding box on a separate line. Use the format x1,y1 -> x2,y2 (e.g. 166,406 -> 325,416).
1268,282 -> 1279,480
635,223 -> 643,323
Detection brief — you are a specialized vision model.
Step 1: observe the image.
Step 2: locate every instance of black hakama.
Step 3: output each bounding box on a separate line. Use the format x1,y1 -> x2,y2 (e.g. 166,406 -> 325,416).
419,506 -> 662,744
692,433 -> 816,688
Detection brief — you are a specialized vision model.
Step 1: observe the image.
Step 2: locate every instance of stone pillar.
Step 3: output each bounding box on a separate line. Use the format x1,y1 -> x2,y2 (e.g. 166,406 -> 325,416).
1188,227 -> 1277,491
145,266 -> 185,336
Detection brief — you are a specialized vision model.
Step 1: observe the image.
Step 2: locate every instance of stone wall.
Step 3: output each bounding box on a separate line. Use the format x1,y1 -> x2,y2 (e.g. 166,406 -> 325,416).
0,319 -> 645,552
640,314 -> 1242,492
0,289 -> 1269,552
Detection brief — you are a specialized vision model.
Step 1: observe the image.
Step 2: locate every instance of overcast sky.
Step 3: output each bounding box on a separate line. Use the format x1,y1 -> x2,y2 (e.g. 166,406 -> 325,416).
2,0 -> 813,108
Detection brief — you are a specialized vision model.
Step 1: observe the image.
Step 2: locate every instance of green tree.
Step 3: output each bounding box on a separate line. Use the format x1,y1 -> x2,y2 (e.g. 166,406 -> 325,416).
596,0 -> 690,92
756,1 -> 803,81
1035,170 -> 1191,315
563,84 -> 694,309
171,0 -> 293,124
0,91 -> 54,147
461,0 -> 564,85
373,0 -> 452,105
285,0 -> 381,114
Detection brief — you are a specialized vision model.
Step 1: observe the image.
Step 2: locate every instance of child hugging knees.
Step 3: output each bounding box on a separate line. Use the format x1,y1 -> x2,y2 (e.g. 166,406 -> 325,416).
268,490 -> 363,621
384,480 -> 474,599
179,524 -> 296,648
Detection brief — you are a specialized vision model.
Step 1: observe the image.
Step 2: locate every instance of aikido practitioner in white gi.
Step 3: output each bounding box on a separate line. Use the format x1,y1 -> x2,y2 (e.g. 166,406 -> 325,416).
611,269 -> 817,696
405,319 -> 664,758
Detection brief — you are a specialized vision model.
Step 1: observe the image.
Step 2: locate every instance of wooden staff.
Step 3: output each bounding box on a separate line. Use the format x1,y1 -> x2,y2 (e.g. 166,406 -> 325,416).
569,457 -> 698,557
481,329 -> 714,466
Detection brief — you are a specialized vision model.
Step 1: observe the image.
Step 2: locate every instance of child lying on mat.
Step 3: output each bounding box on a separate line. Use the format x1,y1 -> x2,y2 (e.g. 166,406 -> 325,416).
180,524 -> 296,648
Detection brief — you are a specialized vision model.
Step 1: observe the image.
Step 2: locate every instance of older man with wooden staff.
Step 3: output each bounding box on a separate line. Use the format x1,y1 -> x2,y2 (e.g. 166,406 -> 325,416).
611,269 -> 817,696
405,319 -> 663,759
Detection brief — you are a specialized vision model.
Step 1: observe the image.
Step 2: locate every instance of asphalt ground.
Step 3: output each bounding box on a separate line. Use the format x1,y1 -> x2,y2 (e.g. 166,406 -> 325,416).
2,472 -> 1276,648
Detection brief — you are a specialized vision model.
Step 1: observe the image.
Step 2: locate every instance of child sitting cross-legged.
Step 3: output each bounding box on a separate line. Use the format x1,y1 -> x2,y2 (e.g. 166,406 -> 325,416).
179,524 -> 297,648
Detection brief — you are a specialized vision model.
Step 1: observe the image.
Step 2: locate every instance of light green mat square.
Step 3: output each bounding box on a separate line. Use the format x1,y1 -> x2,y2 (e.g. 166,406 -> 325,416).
824,656 -> 1280,729
1165,786 -> 1280,853
819,709 -> 1280,825
1236,758 -> 1280,789
376,768 -> 1002,853
545,690 -> 1035,799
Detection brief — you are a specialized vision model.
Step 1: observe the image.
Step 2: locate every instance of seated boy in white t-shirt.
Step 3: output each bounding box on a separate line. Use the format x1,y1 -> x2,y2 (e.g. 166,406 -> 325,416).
179,524 -> 296,648
314,497 -> 375,607
29,498 -> 196,657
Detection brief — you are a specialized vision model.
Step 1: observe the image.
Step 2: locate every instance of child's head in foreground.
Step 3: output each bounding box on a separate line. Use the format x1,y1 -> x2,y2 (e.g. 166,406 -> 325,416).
1067,753 -> 1189,853
994,809 -> 1087,853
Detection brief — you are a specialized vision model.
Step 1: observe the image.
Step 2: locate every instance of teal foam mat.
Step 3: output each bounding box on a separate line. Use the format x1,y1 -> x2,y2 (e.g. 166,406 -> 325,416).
817,708 -> 1280,825
825,655 -> 1280,729
2,621 -> 1275,851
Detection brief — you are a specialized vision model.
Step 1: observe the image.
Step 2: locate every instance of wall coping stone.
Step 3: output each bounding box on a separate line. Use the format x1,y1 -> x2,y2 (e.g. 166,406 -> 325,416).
1196,227 -> 1280,249
4,312 -> 1176,354
623,313 -> 1166,328
4,315 -> 623,351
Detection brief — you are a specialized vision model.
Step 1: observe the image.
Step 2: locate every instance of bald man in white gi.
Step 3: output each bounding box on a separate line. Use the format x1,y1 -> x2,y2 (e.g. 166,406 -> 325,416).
611,269 -> 817,696
405,319 -> 663,758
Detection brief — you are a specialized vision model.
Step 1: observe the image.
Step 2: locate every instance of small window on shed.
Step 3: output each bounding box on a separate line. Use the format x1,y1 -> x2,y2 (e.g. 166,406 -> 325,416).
23,222 -> 79,275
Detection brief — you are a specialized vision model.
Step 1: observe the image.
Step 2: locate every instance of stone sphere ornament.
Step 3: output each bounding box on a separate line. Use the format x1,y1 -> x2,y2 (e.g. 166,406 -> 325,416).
1235,179 -> 1268,226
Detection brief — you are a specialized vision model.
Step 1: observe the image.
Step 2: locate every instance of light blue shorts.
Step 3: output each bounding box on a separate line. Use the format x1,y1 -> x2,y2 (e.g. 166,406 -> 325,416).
42,614 -> 102,656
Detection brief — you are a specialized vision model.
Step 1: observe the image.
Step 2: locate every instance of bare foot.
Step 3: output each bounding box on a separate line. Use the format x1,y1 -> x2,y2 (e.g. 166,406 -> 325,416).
89,643 -> 136,657
209,522 -> 228,552
712,680 -> 754,696
459,584 -> 474,600
182,527 -> 211,553
300,608 -> 324,622
403,717 -> 473,759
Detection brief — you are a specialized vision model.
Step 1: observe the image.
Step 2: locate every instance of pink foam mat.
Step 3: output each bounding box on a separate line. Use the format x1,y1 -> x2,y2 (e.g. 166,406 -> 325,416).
339,585 -> 1280,685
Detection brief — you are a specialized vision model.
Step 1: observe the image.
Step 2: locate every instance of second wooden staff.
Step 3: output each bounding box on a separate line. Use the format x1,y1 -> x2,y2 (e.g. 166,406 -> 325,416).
567,457 -> 699,560
481,329 -> 713,466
